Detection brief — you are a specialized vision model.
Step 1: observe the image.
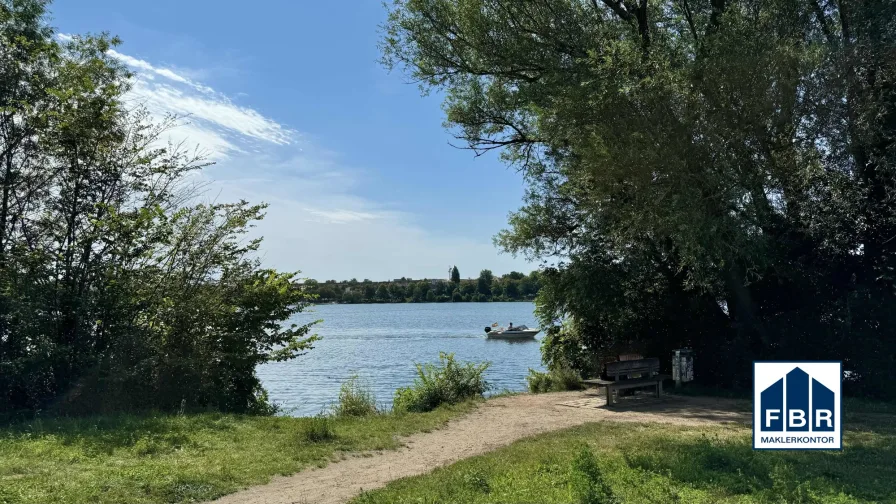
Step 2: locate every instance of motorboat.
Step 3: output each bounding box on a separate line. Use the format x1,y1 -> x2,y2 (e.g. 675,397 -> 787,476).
484,324 -> 540,340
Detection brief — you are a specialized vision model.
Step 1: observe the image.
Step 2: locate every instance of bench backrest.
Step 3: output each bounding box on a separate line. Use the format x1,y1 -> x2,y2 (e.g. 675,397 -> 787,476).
606,358 -> 660,380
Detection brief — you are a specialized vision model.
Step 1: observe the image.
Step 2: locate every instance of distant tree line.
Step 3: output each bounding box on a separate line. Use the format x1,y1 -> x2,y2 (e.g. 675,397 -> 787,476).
303,268 -> 541,303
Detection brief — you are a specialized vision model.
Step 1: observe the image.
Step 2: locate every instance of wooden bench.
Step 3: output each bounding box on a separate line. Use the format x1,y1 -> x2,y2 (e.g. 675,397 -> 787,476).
581,358 -> 671,406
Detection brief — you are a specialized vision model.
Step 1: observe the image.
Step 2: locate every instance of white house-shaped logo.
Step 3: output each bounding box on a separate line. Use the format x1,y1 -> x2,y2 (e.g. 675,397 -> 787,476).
753,362 -> 842,450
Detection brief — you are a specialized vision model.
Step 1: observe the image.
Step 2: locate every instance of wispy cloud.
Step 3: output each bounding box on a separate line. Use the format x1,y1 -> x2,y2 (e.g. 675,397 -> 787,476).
109,49 -> 217,95
109,51 -> 293,159
306,209 -> 382,224
95,43 -> 531,280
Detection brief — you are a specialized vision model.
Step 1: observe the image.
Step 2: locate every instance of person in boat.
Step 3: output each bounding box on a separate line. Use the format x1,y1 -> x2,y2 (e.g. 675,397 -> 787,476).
508,322 -> 514,330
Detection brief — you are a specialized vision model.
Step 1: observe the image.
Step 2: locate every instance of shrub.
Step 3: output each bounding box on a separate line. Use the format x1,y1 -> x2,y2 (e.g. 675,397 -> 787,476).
393,353 -> 490,413
527,367 -> 583,393
301,415 -> 336,443
333,375 -> 378,417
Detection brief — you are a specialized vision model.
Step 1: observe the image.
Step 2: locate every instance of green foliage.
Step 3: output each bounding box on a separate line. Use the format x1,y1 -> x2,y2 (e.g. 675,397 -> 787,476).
0,402 -> 476,504
0,2 -> 317,415
302,415 -> 337,443
333,375 -> 379,418
350,415 -> 896,503
451,265 -> 461,283
380,0 -> 896,398
527,367 -> 583,393
477,269 -> 494,296
393,352 -> 490,413
301,271 -> 541,304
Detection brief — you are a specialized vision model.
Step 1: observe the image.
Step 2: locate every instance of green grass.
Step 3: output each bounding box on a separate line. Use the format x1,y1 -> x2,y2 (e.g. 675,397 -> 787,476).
0,402 -> 475,504
352,409 -> 896,504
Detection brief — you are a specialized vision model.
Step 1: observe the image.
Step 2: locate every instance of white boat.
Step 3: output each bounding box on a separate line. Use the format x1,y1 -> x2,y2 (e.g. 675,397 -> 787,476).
484,324 -> 540,340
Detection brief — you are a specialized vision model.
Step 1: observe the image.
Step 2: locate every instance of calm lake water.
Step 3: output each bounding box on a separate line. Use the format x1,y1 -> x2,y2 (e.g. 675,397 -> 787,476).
257,302 -> 544,416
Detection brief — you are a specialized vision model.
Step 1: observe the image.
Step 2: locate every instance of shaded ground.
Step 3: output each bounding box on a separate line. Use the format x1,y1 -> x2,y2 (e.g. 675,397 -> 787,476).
212,391 -> 751,504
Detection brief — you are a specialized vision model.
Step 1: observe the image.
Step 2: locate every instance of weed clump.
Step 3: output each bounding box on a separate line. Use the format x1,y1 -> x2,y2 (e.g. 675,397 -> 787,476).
393,352 -> 489,413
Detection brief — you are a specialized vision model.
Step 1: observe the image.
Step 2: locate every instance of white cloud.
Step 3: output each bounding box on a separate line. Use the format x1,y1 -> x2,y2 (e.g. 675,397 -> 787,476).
104,49 -> 293,159
306,208 -> 382,224
105,46 -> 532,280
109,49 -> 216,94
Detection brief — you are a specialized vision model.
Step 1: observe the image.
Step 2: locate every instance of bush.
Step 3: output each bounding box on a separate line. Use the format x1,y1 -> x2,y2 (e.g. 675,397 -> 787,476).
333,375 -> 378,417
301,415 -> 336,443
0,4 -> 319,416
527,367 -> 583,393
393,353 -> 490,413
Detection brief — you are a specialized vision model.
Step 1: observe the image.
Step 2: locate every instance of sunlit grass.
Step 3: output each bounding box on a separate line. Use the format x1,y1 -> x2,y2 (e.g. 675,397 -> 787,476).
0,402 -> 475,504
353,408 -> 896,504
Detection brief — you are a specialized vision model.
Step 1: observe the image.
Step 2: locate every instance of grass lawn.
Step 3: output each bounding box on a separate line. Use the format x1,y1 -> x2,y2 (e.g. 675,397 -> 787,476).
352,408 -> 896,504
0,402 -> 475,504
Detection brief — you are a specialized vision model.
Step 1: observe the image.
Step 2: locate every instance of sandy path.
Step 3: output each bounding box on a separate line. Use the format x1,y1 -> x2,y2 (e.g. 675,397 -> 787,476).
211,392 -> 750,504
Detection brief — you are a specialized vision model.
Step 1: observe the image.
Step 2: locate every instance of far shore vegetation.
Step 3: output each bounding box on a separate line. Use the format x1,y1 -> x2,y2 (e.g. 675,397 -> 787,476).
302,267 -> 542,303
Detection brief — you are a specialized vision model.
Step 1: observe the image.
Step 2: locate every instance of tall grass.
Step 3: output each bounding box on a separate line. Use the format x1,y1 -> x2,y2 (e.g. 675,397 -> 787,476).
302,415 -> 337,442
333,375 -> 379,417
393,352 -> 490,413
527,367 -> 583,393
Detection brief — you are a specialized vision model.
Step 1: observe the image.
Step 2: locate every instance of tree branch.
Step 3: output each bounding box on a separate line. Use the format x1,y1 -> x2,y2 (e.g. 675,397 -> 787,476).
680,0 -> 699,43
598,0 -> 633,22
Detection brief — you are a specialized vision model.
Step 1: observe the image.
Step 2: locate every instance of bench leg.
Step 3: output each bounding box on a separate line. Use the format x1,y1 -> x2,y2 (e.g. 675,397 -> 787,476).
657,380 -> 663,397
606,386 -> 612,406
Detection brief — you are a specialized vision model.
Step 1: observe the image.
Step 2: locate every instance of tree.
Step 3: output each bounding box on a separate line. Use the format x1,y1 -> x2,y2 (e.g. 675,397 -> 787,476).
0,3 -> 318,414
389,283 -> 406,301
477,269 -> 494,297
506,271 -> 525,280
318,286 -> 337,301
451,265 -> 461,283
375,284 -> 390,302
381,0 -> 896,397
504,280 -> 520,300
411,282 -> 427,302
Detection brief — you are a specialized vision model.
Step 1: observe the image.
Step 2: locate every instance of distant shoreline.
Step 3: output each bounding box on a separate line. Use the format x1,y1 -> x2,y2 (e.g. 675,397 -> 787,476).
302,270 -> 542,304
313,299 -> 536,305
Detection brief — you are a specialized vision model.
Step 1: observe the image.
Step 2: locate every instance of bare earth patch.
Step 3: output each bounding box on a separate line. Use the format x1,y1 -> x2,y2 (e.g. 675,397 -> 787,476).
210,392 -> 750,504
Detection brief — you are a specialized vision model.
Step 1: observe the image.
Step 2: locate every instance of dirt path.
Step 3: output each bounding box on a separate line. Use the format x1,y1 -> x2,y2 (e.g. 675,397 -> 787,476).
211,392 -> 750,504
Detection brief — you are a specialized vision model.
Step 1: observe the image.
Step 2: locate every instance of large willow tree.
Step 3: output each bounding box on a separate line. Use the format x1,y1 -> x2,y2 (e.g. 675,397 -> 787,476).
0,1 -> 317,415
381,0 -> 896,396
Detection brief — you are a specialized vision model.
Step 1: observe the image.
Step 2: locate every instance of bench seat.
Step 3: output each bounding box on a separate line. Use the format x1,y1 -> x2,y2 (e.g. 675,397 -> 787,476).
582,357 -> 671,406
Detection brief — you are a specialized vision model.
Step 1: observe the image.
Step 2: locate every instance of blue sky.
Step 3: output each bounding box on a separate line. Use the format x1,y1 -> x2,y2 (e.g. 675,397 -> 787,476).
50,0 -> 532,281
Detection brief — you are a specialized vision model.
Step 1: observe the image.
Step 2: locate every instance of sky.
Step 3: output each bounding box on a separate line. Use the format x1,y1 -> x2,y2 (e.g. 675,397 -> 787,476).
49,0 -> 533,282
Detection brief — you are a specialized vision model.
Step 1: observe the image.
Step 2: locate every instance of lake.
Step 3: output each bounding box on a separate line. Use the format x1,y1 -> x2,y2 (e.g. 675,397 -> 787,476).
257,302 -> 544,416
